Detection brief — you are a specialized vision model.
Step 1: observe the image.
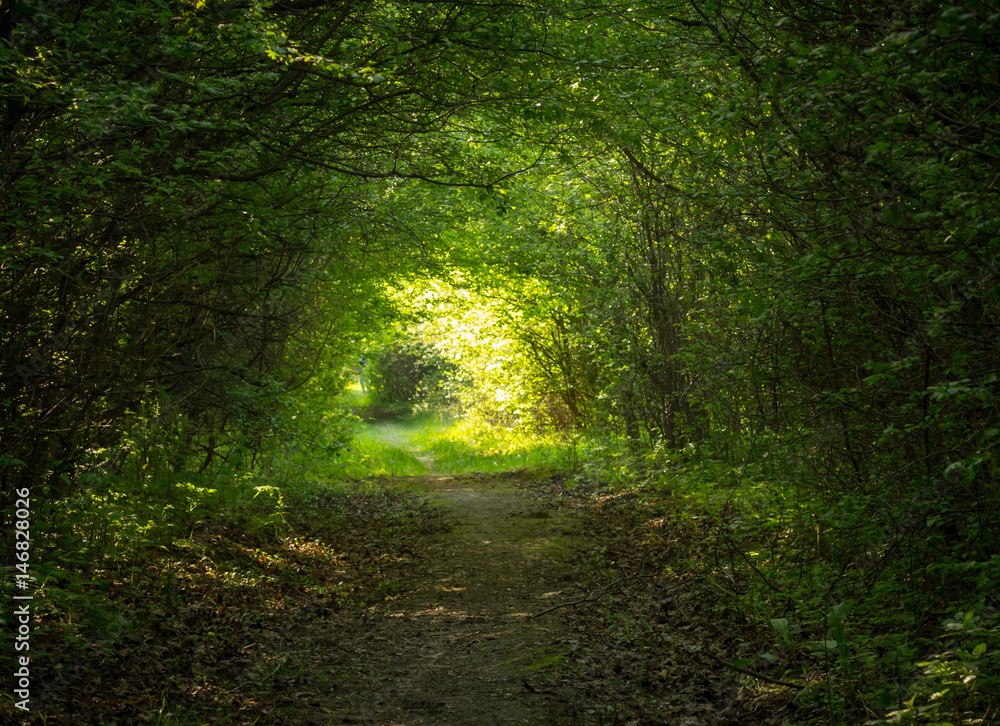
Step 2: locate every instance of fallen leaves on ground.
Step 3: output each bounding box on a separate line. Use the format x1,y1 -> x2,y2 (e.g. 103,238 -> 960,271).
4,473 -> 812,726
518,480 -> 807,726
3,485 -> 443,726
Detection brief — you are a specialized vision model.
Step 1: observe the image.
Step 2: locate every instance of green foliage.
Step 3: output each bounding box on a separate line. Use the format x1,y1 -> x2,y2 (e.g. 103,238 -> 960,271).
366,337 -> 456,415
258,369 -> 360,487
593,448 -> 1000,723
0,0 -> 551,543
391,279 -> 594,434
870,611 -> 1000,726
4,0 -> 1000,722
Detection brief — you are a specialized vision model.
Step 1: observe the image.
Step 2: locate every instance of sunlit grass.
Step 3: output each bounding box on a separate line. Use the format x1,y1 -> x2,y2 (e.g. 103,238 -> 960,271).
335,412 -> 573,477
413,418 -> 571,474
340,438 -> 429,477
332,411 -> 436,477
340,380 -> 372,410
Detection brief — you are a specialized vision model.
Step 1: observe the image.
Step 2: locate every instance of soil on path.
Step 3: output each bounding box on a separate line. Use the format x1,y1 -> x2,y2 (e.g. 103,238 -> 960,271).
303,472 -> 585,725
1,423 -> 751,726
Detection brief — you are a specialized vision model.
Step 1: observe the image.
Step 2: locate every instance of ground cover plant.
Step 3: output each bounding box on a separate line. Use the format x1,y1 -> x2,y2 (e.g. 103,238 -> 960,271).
0,462 -> 444,723
571,442 -> 1000,725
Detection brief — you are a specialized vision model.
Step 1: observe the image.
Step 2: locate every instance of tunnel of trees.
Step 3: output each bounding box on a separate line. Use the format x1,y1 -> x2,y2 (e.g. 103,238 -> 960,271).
2,0 -> 1000,723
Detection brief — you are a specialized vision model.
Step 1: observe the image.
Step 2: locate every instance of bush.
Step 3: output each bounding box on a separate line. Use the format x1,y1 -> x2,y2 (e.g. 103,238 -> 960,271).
366,337 -> 456,414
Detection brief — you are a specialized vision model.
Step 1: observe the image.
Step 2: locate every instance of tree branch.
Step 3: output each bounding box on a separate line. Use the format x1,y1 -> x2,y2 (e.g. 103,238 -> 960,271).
701,650 -> 805,690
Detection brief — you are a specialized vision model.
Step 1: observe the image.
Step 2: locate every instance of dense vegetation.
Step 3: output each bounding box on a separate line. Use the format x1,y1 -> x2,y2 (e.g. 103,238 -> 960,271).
3,0 -> 999,723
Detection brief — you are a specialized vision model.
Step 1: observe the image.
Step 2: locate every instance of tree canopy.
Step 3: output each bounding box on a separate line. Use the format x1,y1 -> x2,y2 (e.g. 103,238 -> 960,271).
3,0 -> 1000,722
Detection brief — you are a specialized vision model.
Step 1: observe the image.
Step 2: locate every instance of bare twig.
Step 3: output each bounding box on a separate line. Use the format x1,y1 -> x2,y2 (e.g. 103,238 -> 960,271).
528,570 -> 699,620
528,575 -> 634,619
701,650 -> 805,690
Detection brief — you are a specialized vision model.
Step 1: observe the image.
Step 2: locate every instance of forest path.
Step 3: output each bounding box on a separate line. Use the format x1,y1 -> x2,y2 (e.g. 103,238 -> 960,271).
300,471 -> 584,725
356,416 -> 441,471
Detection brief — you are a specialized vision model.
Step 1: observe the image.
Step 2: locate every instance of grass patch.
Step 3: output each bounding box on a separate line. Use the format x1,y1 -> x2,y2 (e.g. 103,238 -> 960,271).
528,654 -> 569,671
335,412 -> 573,477
340,436 -> 430,477
336,413 -> 436,476
413,419 -> 571,474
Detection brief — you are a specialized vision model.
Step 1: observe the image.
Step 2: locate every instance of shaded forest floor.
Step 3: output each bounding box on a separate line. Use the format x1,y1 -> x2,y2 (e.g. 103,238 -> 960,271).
4,425 -> 805,725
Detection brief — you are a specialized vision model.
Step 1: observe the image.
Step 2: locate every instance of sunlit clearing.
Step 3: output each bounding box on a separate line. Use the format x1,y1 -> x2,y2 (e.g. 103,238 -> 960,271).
412,418 -> 571,475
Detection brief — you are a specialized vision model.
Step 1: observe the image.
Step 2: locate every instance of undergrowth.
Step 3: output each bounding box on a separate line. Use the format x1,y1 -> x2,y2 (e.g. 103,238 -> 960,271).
17,379 -> 993,725
1,399 -> 570,721
0,459 -> 437,723
573,433 -> 1000,725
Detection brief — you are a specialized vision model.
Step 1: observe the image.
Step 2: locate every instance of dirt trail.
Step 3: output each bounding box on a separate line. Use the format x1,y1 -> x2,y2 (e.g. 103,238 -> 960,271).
0,418 -> 744,726
314,473 -> 583,725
